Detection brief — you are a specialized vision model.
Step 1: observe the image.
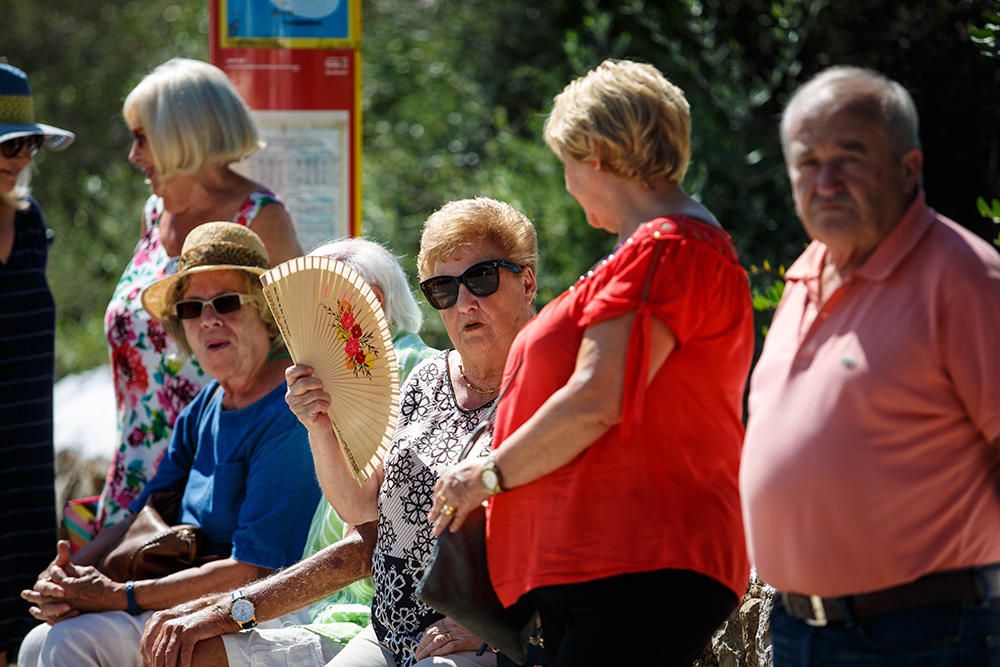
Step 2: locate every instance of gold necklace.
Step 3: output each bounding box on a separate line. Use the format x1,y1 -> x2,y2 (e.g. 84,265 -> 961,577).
458,364 -> 499,395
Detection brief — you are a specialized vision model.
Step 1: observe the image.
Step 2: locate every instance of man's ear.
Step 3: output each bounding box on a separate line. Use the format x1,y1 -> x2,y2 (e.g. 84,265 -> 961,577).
900,148 -> 923,191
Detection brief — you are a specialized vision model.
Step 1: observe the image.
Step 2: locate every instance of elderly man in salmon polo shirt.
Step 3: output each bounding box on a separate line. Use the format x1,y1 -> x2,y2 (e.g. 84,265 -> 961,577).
741,65 -> 1000,666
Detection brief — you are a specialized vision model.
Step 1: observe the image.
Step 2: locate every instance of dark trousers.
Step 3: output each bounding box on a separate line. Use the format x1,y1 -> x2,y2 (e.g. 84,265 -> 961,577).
771,596 -> 1000,667
526,568 -> 736,667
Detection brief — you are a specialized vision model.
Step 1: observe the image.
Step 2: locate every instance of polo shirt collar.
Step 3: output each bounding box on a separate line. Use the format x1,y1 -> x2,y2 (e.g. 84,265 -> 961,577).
784,191 -> 935,284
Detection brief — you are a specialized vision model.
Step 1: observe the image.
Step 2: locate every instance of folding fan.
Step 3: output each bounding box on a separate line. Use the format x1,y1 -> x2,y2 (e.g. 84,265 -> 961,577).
260,256 -> 400,485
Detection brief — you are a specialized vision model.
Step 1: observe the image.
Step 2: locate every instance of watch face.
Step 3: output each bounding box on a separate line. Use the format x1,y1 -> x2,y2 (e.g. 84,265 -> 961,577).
231,598 -> 255,623
482,469 -> 499,491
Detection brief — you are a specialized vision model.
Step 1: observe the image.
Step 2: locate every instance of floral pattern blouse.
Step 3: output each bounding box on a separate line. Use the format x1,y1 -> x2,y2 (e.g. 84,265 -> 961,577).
97,190 -> 282,530
370,351 -> 495,667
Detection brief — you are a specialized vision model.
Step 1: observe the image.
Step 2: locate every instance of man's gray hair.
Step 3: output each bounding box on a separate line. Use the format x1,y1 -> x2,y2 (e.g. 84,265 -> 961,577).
310,237 -> 423,334
781,66 -> 921,158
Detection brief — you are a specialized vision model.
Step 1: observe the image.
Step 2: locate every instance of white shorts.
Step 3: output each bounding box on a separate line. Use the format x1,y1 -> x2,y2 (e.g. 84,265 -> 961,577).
222,626 -> 344,667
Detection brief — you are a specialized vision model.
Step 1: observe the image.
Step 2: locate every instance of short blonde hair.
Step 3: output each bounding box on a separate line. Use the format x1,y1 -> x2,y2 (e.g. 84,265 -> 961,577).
417,197 -> 538,281
123,58 -> 261,178
544,59 -> 691,185
162,270 -> 277,357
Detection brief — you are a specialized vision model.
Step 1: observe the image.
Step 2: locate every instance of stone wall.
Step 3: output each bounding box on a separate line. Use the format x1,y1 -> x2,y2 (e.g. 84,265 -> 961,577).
696,573 -> 775,667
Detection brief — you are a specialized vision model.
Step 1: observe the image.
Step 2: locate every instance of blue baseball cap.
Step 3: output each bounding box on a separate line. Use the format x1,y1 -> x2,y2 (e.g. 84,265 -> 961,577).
0,64 -> 74,150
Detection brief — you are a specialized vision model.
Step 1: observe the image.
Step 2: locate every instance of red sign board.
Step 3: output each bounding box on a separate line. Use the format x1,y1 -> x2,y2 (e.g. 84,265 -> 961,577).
209,0 -> 362,244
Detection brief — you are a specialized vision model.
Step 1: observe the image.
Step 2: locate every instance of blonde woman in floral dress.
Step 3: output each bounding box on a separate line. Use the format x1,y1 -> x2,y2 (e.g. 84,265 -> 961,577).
96,58 -> 302,532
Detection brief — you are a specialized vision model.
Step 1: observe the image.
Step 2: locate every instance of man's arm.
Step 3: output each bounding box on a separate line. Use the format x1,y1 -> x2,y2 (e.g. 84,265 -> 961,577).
141,521 -> 377,667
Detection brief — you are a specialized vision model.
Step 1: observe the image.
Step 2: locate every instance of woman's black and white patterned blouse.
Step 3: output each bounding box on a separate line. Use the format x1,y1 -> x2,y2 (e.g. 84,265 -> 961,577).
370,350 -> 494,667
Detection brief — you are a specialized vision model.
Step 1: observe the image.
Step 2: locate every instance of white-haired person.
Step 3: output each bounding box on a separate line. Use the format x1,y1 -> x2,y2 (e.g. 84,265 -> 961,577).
138,236 -> 440,666
0,62 -> 74,667
95,57 -> 303,537
19,222 -> 320,667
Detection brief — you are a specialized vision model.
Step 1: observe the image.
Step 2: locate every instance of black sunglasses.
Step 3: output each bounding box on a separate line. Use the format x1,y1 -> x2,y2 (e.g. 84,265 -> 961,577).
1,135 -> 44,159
419,259 -> 523,310
175,293 -> 251,320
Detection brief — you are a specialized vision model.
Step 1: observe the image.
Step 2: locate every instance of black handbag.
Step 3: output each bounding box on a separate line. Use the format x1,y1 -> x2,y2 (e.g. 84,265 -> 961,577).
417,406 -> 538,665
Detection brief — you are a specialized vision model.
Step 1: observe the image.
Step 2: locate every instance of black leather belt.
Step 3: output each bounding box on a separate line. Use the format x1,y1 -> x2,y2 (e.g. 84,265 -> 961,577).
780,566 -> 1000,626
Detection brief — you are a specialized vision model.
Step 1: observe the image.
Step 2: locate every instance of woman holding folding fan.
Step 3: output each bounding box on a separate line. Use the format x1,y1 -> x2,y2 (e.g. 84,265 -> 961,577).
285,197 -> 537,667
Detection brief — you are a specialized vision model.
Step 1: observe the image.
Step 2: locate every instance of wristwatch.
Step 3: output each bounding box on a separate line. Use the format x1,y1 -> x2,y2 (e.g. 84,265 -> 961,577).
230,589 -> 257,630
480,453 -> 505,496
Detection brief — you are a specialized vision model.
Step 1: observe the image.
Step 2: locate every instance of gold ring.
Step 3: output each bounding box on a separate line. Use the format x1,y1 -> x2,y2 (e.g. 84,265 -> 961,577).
438,494 -> 448,504
441,504 -> 456,516
444,631 -> 454,642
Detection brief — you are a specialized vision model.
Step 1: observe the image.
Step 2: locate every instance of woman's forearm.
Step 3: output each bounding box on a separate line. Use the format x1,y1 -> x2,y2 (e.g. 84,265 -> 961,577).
132,558 -> 271,611
496,312 -> 676,490
73,516 -> 133,566
235,521 -> 376,623
307,426 -> 381,525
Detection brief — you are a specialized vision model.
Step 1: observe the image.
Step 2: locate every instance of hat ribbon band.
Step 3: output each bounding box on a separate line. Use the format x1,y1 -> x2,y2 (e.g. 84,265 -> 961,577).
177,245 -> 269,273
0,95 -> 34,126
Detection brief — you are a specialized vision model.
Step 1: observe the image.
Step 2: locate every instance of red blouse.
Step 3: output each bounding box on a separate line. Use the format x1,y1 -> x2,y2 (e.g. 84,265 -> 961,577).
487,216 -> 754,606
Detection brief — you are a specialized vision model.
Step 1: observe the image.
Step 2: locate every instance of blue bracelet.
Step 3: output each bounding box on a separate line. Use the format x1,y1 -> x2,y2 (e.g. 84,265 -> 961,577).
125,580 -> 142,615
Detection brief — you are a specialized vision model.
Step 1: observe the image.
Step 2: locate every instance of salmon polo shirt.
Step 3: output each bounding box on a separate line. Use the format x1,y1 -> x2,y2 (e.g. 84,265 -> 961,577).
741,193 -> 1000,597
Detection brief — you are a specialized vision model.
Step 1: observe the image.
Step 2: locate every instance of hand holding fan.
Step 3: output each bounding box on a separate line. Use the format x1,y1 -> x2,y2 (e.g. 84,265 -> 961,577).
260,256 -> 400,485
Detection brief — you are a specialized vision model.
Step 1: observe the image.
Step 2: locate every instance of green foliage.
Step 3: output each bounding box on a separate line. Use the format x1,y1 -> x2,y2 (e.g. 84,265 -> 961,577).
5,0 -> 999,371
2,1 -> 208,377
976,197 -> 1000,247
970,6 -> 1000,58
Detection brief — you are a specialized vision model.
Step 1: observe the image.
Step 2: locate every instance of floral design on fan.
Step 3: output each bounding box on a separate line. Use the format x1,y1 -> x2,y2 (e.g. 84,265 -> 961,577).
324,298 -> 380,379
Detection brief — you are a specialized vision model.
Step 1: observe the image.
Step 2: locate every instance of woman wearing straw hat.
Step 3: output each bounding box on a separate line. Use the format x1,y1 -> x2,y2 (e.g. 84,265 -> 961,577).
0,62 -> 74,667
19,222 -> 320,667
93,57 -> 303,538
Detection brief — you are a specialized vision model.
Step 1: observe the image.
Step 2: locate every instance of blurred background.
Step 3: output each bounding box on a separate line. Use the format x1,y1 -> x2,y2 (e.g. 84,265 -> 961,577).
3,0 -> 999,377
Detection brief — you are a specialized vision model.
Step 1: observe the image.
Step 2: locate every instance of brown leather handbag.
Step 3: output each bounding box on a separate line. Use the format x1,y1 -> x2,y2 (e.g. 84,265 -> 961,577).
98,503 -> 205,582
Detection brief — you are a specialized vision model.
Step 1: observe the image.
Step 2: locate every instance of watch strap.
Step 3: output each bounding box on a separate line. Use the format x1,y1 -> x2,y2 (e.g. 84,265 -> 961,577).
125,580 -> 143,615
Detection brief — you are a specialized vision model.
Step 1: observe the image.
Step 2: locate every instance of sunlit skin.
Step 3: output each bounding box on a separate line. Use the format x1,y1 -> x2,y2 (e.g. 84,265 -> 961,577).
0,139 -> 33,193
432,238 -> 536,389
783,98 -> 922,273
179,270 -> 274,408
562,155 -> 617,233
127,128 -> 159,193
0,140 -> 36,267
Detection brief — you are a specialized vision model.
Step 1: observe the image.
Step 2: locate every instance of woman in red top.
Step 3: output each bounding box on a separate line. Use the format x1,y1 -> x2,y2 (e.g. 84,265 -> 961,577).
430,59 -> 754,666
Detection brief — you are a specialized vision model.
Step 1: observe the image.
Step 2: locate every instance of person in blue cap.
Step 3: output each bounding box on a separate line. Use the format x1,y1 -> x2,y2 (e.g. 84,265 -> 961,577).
0,62 -> 74,667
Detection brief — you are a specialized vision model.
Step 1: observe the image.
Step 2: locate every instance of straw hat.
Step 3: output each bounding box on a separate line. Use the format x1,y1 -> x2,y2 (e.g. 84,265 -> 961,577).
0,64 -> 74,149
141,221 -> 270,320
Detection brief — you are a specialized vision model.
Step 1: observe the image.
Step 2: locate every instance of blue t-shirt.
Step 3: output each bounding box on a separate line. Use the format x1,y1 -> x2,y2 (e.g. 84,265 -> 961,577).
131,380 -> 320,569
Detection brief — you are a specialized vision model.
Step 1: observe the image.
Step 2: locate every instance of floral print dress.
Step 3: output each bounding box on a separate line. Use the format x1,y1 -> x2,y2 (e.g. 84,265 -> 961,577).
96,190 -> 282,530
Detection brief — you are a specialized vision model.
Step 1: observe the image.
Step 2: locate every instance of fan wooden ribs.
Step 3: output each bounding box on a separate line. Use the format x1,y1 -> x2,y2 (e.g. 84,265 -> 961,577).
261,255 -> 400,485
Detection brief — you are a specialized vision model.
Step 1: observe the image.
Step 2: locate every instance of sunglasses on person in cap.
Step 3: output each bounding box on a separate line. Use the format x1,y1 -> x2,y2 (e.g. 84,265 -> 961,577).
1,135 -> 44,159
419,259 -> 523,310
175,293 -> 252,320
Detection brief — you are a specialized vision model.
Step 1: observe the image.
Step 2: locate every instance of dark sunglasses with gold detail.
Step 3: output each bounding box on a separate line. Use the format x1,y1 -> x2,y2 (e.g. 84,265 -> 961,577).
1,135 -> 44,159
419,259 -> 523,310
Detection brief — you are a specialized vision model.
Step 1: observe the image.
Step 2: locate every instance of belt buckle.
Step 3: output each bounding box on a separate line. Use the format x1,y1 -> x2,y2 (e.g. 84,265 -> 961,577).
805,595 -> 828,626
